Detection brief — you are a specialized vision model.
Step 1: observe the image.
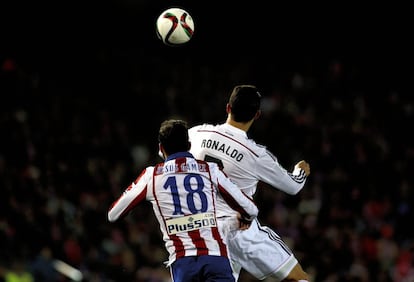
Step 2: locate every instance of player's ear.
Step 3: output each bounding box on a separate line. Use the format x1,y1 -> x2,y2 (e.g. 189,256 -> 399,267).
158,143 -> 166,159
254,110 -> 261,120
226,103 -> 231,114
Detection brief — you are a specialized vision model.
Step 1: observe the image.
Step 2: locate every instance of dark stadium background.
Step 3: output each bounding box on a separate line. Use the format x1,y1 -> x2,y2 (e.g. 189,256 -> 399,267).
1,1 -> 412,281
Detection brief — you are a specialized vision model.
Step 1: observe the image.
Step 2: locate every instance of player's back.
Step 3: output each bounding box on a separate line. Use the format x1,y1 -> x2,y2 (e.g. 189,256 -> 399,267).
148,156 -> 228,263
189,123 -> 265,206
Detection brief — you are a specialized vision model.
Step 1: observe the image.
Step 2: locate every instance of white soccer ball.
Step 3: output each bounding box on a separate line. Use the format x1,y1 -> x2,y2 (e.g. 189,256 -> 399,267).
156,7 -> 195,46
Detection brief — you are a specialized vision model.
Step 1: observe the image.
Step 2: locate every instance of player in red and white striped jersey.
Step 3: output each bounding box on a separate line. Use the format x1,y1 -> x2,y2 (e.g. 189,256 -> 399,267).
188,85 -> 311,282
108,119 -> 258,282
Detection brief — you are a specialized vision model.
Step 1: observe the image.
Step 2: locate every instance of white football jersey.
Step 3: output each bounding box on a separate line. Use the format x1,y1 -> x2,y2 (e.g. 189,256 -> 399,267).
108,152 -> 258,266
188,123 -> 308,218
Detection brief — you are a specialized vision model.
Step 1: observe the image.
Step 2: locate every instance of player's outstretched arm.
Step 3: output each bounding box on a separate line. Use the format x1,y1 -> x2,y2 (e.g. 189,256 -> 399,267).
259,151 -> 310,195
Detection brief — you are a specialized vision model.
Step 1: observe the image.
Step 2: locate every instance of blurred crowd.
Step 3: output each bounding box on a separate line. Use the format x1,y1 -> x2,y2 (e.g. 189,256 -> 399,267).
0,48 -> 413,282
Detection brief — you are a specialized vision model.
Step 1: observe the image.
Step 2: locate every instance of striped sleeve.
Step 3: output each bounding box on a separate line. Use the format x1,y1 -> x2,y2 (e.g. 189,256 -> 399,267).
107,167 -> 152,222
213,165 -> 258,220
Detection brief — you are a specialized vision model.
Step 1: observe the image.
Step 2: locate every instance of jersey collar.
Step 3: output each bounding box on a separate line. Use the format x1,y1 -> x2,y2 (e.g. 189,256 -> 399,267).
165,151 -> 194,161
221,123 -> 248,137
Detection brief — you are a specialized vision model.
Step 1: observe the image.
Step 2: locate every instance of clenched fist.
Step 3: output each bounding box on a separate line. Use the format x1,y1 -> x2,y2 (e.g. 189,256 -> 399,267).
295,160 -> 310,176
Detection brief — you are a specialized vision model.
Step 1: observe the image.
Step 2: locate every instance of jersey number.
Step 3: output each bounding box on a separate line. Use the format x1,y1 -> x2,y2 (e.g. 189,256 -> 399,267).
164,174 -> 208,215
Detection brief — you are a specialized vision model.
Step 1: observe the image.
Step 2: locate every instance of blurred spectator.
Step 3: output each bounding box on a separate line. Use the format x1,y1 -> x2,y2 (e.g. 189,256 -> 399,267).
0,38 -> 412,282
30,246 -> 60,282
3,259 -> 33,282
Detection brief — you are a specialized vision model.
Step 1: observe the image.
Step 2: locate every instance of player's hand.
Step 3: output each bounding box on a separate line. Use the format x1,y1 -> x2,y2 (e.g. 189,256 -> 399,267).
237,213 -> 252,230
295,160 -> 310,176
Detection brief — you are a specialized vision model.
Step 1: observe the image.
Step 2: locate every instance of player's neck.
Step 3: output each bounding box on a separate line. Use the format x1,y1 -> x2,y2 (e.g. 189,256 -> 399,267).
226,117 -> 253,132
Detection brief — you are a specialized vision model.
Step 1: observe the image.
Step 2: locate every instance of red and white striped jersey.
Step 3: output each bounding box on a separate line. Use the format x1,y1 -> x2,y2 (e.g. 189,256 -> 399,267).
108,152 -> 258,266
188,123 -> 308,218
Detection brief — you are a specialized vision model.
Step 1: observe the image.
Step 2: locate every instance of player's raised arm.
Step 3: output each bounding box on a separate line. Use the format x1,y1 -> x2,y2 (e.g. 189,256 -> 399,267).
256,149 -> 310,195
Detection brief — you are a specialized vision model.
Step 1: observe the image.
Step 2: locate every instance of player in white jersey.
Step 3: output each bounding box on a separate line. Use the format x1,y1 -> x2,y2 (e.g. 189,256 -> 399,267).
108,119 -> 258,282
188,85 -> 311,282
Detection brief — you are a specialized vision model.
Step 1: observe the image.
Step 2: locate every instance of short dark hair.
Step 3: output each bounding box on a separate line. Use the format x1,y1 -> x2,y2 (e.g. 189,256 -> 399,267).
228,85 -> 262,122
158,119 -> 190,155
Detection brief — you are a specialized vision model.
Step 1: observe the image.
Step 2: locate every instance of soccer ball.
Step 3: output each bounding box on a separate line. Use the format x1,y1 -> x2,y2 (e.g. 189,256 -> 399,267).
156,7 -> 194,46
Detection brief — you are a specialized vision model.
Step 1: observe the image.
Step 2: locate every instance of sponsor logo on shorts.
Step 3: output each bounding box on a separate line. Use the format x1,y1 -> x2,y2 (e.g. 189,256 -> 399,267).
166,212 -> 216,235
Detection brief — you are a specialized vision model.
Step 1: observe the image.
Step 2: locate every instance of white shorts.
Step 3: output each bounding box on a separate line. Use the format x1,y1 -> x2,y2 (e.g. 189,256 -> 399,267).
218,217 -> 298,281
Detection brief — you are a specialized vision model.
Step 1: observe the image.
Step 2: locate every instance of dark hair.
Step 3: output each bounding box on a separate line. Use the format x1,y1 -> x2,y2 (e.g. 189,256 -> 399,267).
158,119 -> 190,155
228,85 -> 262,122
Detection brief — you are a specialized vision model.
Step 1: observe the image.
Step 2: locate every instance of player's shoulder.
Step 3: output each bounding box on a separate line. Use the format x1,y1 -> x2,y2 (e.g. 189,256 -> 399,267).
195,157 -> 217,168
189,123 -> 220,138
189,123 -> 217,131
207,161 -> 227,179
144,165 -> 156,174
247,141 -> 270,157
195,158 -> 221,173
206,160 -> 219,170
